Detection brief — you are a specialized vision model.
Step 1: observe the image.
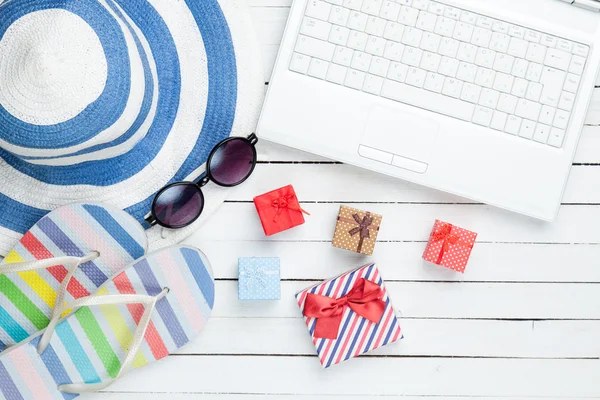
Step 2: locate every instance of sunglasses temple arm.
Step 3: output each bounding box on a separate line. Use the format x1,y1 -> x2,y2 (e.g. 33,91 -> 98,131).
248,133 -> 258,145
145,215 -> 158,227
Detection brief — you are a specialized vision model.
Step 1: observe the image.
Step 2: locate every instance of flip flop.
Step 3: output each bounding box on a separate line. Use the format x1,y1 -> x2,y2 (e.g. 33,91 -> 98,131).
0,246 -> 214,398
0,203 -> 148,352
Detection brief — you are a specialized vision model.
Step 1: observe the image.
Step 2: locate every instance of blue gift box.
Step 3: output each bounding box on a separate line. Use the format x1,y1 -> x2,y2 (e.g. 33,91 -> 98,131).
238,257 -> 281,300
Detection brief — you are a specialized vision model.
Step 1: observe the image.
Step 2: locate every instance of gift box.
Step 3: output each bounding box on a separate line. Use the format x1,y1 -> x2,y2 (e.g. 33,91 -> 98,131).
295,263 -> 402,368
238,257 -> 281,300
253,185 -> 309,236
423,220 -> 477,273
332,205 -> 382,255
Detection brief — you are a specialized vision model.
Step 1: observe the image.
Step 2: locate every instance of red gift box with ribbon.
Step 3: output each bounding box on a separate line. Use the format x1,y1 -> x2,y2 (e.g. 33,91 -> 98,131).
422,220 -> 477,273
296,263 -> 402,368
253,185 -> 309,236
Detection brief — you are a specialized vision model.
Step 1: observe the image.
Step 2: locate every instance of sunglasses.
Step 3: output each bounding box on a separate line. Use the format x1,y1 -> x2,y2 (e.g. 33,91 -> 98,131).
146,134 -> 258,229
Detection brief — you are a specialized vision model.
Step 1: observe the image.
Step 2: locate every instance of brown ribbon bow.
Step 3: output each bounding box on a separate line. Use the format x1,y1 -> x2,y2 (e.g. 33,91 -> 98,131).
339,212 -> 376,253
272,194 -> 310,222
430,223 -> 471,264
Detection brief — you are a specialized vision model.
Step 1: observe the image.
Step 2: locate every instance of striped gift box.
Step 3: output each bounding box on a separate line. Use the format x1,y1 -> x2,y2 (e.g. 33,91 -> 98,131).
295,263 -> 402,368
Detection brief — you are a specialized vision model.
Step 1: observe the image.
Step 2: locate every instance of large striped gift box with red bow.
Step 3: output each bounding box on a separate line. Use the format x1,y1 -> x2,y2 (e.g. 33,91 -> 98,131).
295,263 -> 402,368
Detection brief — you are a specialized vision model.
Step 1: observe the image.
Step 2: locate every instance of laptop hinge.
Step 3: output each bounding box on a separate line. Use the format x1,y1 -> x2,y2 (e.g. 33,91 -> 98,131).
572,0 -> 600,11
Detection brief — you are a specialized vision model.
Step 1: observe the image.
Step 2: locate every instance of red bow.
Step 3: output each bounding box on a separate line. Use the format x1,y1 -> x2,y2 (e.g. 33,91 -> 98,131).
430,223 -> 467,264
303,278 -> 386,339
272,194 -> 310,222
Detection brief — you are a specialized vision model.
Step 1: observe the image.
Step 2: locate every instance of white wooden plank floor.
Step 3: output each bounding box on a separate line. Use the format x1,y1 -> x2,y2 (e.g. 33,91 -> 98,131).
89,2 -> 600,399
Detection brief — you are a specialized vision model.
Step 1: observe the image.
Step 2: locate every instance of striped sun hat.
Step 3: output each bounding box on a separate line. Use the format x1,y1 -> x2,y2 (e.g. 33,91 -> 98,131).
0,0 -> 264,256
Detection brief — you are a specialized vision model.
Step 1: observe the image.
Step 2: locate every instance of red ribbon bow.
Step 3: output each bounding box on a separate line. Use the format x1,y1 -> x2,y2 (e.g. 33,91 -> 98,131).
303,278 -> 386,339
430,223 -> 469,264
271,194 -> 310,222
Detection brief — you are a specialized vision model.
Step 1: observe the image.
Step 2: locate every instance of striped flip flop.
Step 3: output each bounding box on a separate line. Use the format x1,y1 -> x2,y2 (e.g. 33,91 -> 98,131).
0,203 -> 147,352
0,246 -> 214,398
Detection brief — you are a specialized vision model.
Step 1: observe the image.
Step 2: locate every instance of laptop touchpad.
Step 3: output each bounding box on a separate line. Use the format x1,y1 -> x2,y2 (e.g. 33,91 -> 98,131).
360,105 -> 439,173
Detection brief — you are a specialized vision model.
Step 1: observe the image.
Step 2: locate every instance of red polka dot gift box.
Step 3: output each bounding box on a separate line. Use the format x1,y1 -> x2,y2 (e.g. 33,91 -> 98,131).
422,220 -> 477,273
253,185 -> 310,236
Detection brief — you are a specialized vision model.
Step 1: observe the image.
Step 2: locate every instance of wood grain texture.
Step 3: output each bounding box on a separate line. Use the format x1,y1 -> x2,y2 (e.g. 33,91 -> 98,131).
98,2 -> 600,399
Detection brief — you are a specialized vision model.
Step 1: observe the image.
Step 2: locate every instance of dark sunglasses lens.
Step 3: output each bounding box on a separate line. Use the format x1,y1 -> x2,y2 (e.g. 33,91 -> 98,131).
153,184 -> 203,227
208,138 -> 255,186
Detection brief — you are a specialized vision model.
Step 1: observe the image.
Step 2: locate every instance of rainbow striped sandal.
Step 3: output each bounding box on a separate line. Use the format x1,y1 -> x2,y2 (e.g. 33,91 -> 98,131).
0,246 -> 214,398
0,203 -> 147,352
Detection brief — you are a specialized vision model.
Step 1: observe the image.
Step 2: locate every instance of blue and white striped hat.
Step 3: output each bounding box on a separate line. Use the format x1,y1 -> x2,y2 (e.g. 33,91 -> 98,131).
0,0 -> 264,255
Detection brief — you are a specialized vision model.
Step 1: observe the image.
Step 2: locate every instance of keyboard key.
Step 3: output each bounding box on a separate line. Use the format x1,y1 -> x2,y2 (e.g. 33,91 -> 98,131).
456,62 -> 477,82
363,73 -> 385,94
493,72 -> 514,93
381,79 -> 475,121
475,68 -> 495,88
505,115 -> 522,135
515,98 -> 541,120
345,68 -> 366,88
369,56 -> 390,76
444,6 -> 460,20
526,82 -> 542,102
508,24 -> 524,39
387,61 -> 408,82
460,11 -> 477,25
330,5 -> 351,25
453,21 -> 474,42
497,93 -> 517,113
471,27 -> 492,48
351,51 -> 373,71
490,111 -> 508,131
438,56 -> 459,77
421,51 -> 441,71
365,35 -> 387,56
492,20 -> 509,34
533,123 -> 550,143
306,0 -> 333,20
472,106 -> 494,127
347,30 -> 368,50
511,58 -> 528,78
428,1 -> 444,15
569,55 -> 585,75
475,48 -> 495,68
416,11 -> 437,32
525,62 -> 542,82
564,73 -> 580,93
348,11 -> 369,30
511,78 -> 528,97
333,46 -> 354,65
330,26 -> 351,45
308,58 -> 330,78
398,6 -> 419,26
540,34 -> 557,48
405,67 -> 427,87
362,0 -> 383,15
402,27 -> 423,47
553,109 -> 570,130
301,17 -> 332,40
402,46 -> 423,66
290,53 -> 312,74
343,0 -> 363,11
384,41 -> 405,60
545,48 -> 571,70
296,35 -> 336,61
558,91 -> 574,111
476,15 -> 493,30
548,128 -> 565,148
479,88 -> 499,108
366,16 -> 387,36
525,43 -> 547,64
434,17 -> 456,37
489,32 -> 510,53
424,71 -> 445,93
556,39 -> 573,53
442,77 -> 463,98
538,105 -> 556,126
539,66 -> 565,107
507,37 -> 528,58
460,82 -> 481,103
573,43 -> 589,57
380,0 -> 400,20
420,32 -> 441,52
412,0 -> 429,10
519,119 -> 536,139
457,42 -> 477,63
493,53 -> 514,74
438,37 -> 459,57
383,21 -> 405,42
524,29 -> 541,43
326,63 -> 348,83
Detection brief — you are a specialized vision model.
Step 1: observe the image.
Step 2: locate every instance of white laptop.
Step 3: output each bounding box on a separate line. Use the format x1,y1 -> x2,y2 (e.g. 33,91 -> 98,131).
257,0 -> 600,221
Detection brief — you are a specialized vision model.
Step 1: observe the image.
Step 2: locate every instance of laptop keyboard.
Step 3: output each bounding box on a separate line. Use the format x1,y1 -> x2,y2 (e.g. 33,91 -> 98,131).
289,0 -> 590,148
